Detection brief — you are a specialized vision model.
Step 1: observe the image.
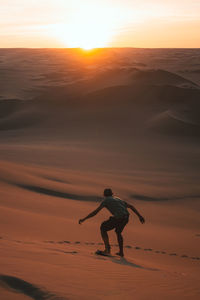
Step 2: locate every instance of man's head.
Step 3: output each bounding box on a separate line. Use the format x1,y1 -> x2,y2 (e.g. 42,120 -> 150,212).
104,188 -> 113,197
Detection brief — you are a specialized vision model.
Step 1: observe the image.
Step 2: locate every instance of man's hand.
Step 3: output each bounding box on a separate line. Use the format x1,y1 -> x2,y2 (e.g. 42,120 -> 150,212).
79,219 -> 84,225
139,215 -> 145,224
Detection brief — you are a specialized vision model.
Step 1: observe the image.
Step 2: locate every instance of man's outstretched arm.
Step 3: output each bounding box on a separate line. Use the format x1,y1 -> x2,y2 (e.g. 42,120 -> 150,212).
126,202 -> 145,224
79,203 -> 104,224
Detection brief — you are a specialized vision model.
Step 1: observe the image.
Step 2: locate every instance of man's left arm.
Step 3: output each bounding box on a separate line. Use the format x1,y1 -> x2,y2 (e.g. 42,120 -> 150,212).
125,202 -> 145,224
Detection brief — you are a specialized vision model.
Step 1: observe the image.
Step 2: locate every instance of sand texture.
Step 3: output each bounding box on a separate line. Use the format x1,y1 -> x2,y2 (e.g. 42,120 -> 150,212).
0,48 -> 200,300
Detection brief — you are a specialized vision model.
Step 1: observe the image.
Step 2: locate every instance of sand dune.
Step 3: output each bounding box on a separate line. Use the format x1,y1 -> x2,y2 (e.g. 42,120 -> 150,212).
1,48 -> 200,101
80,68 -> 198,93
0,49 -> 200,299
149,109 -> 200,136
1,84 -> 199,140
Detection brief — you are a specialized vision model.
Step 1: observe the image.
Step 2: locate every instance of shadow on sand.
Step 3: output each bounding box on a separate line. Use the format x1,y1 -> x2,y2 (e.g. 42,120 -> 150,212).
16,183 -> 102,202
110,258 -> 159,271
94,255 -> 159,271
131,193 -> 200,202
0,274 -> 66,300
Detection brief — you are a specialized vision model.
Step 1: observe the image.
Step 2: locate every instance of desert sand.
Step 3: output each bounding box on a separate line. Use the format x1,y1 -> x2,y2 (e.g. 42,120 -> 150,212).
0,48 -> 200,299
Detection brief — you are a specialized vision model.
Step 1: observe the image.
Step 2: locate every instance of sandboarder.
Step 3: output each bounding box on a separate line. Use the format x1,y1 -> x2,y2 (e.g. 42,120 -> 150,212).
79,188 -> 145,257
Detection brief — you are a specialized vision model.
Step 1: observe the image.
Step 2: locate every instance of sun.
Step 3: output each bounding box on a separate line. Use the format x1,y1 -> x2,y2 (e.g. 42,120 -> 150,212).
67,20 -> 110,49
82,46 -> 93,51
53,19 -> 112,50
51,3 -> 122,49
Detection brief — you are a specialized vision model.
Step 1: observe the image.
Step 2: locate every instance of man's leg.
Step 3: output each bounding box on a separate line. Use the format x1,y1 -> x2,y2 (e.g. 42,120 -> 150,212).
100,218 -> 115,253
115,216 -> 129,257
100,227 -> 110,253
116,231 -> 124,257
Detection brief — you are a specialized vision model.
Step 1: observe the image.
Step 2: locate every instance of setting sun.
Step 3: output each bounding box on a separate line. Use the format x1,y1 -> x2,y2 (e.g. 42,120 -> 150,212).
53,19 -> 112,49
50,3 -> 125,49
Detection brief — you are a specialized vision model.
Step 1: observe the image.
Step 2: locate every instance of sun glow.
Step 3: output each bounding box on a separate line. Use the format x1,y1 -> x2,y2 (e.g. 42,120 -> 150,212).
51,3 -> 127,49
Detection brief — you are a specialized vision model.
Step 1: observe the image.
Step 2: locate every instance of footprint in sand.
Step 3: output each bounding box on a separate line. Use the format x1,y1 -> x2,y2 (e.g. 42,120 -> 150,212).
64,251 -> 78,254
125,245 -> 132,249
58,241 -> 71,244
24,241 -> 35,244
85,242 -> 94,245
154,250 -> 166,254
42,240 -> 199,262
44,241 -> 55,244
85,242 -> 96,245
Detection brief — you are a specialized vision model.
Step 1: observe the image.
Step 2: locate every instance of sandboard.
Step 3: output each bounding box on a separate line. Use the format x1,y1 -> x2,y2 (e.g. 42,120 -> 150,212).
95,250 -> 113,257
95,250 -> 124,258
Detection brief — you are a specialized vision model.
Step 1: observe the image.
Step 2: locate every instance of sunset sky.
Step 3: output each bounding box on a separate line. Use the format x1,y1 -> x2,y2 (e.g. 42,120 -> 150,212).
1,0 -> 199,48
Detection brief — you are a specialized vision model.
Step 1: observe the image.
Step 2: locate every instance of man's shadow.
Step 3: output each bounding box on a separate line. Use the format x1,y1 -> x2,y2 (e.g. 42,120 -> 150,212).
110,257 -> 159,271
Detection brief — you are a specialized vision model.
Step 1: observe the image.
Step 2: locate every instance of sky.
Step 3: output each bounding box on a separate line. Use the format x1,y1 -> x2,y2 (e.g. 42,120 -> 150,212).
0,0 -> 200,48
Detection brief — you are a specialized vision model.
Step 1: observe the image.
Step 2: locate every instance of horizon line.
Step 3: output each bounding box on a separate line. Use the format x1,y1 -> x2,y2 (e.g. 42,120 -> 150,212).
0,47 -> 200,50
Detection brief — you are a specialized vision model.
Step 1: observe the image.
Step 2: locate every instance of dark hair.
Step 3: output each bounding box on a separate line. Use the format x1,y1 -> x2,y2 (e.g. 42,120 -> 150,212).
104,188 -> 113,197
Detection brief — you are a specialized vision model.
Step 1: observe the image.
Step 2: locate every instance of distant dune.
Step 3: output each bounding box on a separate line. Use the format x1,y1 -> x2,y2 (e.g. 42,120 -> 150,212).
81,68 -> 198,92
0,70 -> 199,138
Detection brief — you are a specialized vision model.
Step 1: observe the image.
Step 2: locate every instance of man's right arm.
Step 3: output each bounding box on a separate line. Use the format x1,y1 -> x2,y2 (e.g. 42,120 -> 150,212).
126,202 -> 145,224
79,202 -> 104,224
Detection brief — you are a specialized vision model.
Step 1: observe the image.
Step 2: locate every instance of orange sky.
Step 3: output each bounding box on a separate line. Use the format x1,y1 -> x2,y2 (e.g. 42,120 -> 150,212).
0,0 -> 199,48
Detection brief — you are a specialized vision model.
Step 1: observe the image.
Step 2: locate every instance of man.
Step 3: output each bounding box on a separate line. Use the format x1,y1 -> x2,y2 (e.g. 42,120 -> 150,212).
79,188 -> 145,257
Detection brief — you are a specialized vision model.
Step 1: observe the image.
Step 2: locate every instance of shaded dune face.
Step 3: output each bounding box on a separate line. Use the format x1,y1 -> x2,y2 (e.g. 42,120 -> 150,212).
0,100 -> 43,131
84,68 -> 198,91
148,109 -> 200,137
0,68 -> 199,139
129,69 -> 198,88
0,274 -> 63,300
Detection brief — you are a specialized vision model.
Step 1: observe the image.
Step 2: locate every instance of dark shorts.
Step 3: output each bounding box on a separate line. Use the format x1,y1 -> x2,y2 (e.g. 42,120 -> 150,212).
100,215 -> 129,233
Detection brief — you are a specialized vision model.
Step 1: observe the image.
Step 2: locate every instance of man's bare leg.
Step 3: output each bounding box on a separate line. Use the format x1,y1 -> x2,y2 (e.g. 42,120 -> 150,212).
100,228 -> 111,254
116,232 -> 124,257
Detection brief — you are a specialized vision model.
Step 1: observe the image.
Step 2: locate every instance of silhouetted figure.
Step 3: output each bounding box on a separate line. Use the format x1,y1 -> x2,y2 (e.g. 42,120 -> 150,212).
79,188 -> 145,257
